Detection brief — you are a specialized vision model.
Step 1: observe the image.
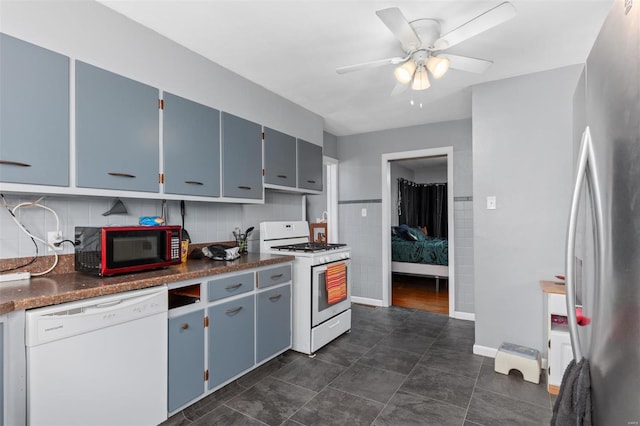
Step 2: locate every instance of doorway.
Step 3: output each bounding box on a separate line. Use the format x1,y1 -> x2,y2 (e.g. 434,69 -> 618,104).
381,147 -> 455,317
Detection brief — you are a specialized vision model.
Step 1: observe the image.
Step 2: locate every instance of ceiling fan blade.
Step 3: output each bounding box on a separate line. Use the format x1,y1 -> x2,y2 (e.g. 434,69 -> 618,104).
438,54 -> 493,74
433,2 -> 516,50
336,56 -> 405,74
376,8 -> 421,52
390,81 -> 409,96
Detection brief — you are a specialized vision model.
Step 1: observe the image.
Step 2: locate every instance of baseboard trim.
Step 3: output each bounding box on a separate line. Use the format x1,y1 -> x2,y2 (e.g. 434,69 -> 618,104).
473,344 -> 498,358
453,311 -> 475,321
351,296 -> 385,307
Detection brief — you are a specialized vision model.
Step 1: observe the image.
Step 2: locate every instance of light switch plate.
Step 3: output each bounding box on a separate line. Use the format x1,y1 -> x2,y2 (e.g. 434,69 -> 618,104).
361,208 -> 367,217
487,196 -> 497,210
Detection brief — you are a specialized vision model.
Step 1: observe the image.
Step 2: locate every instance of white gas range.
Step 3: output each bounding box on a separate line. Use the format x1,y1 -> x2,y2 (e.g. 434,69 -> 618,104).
260,221 -> 352,355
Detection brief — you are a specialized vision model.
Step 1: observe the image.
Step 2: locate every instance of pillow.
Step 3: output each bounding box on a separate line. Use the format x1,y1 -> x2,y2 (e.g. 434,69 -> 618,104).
407,226 -> 427,241
393,224 -> 418,241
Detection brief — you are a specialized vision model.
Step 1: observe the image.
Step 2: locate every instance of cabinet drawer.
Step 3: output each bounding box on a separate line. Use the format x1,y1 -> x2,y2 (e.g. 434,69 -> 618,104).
257,265 -> 291,288
549,293 -> 567,315
207,272 -> 254,302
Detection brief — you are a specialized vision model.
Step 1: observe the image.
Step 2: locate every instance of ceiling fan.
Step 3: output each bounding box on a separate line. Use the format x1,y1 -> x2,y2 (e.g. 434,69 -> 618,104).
336,2 -> 517,93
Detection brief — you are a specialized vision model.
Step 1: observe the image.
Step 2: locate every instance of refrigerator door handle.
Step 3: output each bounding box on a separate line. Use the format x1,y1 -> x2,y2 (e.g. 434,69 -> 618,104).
565,126 -> 604,361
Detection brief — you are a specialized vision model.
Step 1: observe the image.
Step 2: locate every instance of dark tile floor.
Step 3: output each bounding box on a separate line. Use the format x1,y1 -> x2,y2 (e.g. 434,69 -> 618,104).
163,304 -> 555,425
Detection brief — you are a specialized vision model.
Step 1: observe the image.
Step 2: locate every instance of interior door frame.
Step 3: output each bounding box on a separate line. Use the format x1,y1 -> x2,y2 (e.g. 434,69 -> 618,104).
381,146 -> 455,316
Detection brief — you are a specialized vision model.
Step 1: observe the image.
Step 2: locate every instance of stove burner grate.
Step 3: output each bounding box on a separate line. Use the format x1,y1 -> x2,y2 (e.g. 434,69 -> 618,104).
271,242 -> 347,253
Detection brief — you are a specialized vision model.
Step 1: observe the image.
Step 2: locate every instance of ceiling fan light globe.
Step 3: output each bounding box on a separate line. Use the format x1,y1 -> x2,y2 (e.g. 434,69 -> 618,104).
427,56 -> 450,79
411,67 -> 430,91
394,61 -> 416,84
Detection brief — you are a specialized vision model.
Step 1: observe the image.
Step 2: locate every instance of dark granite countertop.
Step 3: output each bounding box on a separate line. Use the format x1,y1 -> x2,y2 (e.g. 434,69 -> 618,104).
0,253 -> 294,314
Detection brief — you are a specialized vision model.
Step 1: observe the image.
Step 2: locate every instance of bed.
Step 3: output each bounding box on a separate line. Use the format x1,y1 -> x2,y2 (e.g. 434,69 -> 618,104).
391,225 -> 449,291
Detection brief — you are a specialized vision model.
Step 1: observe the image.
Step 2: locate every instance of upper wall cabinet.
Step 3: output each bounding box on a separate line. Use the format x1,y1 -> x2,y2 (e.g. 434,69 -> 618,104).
297,139 -> 323,191
221,112 -> 262,199
163,92 -> 220,197
76,61 -> 159,192
263,127 -> 296,188
0,34 -> 70,186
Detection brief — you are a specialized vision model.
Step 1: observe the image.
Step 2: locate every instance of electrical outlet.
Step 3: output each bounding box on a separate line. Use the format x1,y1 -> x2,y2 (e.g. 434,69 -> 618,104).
47,231 -> 63,251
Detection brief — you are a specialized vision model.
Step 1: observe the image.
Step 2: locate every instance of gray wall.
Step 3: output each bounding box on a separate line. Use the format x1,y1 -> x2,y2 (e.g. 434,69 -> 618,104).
0,0 -> 323,145
389,162 -> 414,226
415,164 -> 448,183
472,65 -> 582,353
337,119 -> 475,313
323,131 -> 338,159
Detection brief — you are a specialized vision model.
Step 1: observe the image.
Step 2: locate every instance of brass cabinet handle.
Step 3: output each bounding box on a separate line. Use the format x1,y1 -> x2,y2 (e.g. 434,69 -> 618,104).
268,294 -> 282,302
108,172 -> 136,178
237,185 -> 251,190
0,160 -> 31,167
185,180 -> 204,185
225,306 -> 243,315
277,175 -> 287,179
270,273 -> 283,280
181,323 -> 189,330
225,283 -> 243,290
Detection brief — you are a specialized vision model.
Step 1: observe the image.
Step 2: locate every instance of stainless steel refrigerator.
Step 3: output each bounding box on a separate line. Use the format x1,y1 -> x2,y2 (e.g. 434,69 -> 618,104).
566,1 -> 639,424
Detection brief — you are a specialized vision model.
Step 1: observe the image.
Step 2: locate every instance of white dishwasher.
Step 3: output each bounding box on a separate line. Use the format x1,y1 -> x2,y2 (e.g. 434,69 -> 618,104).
26,286 -> 168,426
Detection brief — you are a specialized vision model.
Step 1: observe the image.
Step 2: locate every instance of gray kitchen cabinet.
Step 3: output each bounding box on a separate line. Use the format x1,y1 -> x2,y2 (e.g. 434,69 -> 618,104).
257,264 -> 292,289
297,139 -> 323,191
168,310 -> 205,412
256,285 -> 291,363
162,92 -> 220,197
221,112 -> 263,199
76,61 -> 159,192
207,294 -> 255,389
263,127 -> 296,188
0,33 -> 69,187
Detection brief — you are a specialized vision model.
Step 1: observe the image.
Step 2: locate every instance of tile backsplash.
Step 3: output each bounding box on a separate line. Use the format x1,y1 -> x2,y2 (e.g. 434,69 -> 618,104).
0,191 -> 304,260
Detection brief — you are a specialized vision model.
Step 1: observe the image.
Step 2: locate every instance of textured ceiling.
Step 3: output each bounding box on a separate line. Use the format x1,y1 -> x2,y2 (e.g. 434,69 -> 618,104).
99,0 -> 613,136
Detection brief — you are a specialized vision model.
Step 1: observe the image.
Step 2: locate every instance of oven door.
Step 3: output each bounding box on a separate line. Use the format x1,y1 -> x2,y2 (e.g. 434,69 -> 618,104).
311,258 -> 351,327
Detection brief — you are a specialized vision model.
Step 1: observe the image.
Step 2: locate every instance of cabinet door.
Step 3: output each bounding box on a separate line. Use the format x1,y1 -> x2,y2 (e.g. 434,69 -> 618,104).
0,34 -> 69,186
263,127 -> 296,188
208,294 -> 255,389
76,61 -> 159,192
221,112 -> 262,199
548,329 -> 573,387
163,92 -> 220,196
297,139 -> 323,191
256,285 -> 291,363
168,310 -> 204,412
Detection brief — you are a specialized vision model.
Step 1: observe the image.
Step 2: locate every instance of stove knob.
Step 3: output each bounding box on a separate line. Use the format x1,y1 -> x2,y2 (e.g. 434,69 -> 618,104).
324,257 -> 330,264
341,253 -> 348,259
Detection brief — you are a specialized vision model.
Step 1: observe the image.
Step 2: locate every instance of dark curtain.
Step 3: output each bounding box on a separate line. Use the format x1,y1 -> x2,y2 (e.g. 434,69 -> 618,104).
398,178 -> 448,238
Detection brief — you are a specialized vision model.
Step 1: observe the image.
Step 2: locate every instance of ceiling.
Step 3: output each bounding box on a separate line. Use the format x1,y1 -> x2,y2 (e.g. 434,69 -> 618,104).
98,0 -> 613,136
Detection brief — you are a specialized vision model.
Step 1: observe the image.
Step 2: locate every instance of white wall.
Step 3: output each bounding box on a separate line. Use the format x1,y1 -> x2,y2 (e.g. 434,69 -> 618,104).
337,119 -> 474,312
472,65 -> 582,353
0,192 -> 302,259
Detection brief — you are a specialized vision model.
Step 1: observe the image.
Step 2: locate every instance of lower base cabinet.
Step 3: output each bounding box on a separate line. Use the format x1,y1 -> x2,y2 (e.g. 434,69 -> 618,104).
208,295 -> 255,389
168,310 -> 204,412
257,286 -> 291,363
167,263 -> 292,413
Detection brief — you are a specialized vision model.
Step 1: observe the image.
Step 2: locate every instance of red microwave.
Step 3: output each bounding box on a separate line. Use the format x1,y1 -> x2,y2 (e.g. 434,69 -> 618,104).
74,226 -> 182,276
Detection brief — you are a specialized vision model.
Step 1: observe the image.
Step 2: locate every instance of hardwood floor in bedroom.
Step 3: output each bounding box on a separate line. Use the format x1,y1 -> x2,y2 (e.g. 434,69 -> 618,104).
392,273 -> 448,314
